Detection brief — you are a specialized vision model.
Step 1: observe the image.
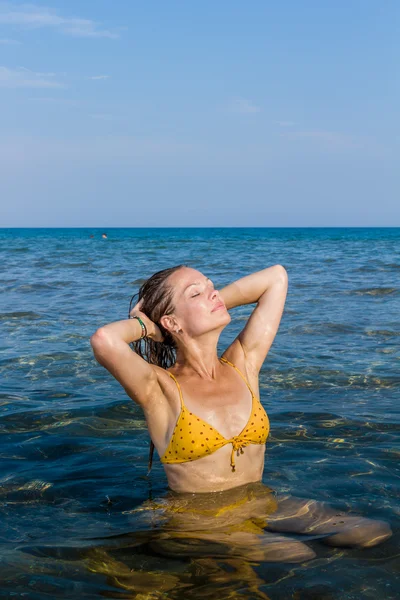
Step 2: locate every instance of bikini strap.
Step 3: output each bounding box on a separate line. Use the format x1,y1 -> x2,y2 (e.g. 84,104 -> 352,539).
220,356 -> 256,399
167,371 -> 185,408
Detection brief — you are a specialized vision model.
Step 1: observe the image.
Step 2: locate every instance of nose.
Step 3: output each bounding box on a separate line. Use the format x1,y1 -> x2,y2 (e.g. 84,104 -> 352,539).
210,288 -> 219,301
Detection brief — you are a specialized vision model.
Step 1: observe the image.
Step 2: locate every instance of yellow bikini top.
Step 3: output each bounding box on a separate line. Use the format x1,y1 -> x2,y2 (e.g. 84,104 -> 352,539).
159,357 -> 270,472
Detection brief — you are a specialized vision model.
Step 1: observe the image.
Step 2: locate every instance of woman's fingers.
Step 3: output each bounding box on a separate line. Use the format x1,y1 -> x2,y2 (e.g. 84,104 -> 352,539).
152,325 -> 165,343
129,303 -> 165,343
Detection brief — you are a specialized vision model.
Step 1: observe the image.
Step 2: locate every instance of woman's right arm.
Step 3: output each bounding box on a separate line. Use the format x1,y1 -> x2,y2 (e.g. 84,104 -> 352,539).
90,316 -> 163,407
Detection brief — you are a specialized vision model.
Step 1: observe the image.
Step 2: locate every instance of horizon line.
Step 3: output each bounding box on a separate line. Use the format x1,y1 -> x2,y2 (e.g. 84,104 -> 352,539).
1,226 -> 400,230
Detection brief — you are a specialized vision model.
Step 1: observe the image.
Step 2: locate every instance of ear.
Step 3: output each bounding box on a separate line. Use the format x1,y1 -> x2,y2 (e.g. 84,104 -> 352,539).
159,314 -> 181,334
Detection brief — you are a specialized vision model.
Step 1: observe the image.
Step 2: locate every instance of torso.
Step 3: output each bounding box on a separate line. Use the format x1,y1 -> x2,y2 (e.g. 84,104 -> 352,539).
142,353 -> 270,493
163,443 -> 266,493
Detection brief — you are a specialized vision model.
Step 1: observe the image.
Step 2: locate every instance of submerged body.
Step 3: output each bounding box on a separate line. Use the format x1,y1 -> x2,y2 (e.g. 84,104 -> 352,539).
121,481 -> 392,563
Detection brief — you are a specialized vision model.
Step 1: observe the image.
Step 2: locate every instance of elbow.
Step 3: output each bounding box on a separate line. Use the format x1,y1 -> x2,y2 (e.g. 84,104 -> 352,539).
273,264 -> 288,285
90,327 -> 111,353
90,328 -> 115,367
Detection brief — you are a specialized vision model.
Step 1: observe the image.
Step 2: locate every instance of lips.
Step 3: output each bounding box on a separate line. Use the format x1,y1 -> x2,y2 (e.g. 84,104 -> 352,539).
212,302 -> 225,312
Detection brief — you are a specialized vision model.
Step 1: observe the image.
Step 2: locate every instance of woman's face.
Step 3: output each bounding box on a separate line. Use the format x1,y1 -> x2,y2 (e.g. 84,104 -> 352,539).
166,267 -> 231,337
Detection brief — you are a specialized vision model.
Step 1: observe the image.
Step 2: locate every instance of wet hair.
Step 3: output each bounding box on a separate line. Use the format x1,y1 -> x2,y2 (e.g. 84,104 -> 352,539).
128,264 -> 186,369
128,264 -> 186,473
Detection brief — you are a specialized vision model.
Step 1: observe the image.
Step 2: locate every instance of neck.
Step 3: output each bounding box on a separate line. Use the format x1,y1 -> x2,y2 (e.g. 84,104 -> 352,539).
174,332 -> 221,379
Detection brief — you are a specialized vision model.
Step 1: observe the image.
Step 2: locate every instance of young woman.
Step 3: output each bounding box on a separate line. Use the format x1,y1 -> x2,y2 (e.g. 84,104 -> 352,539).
90,264 -> 391,562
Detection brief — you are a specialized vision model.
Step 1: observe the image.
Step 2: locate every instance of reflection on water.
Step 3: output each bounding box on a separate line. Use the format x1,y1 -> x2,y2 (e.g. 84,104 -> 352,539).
3,482 -> 394,599
1,228 -> 399,598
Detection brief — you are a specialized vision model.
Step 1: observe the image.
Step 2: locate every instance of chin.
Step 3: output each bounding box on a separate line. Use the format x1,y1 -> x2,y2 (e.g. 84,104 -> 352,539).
189,309 -> 231,336
219,310 -> 231,327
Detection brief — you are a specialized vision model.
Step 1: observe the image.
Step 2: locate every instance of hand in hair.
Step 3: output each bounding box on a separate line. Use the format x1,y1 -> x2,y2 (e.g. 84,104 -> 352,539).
130,299 -> 164,342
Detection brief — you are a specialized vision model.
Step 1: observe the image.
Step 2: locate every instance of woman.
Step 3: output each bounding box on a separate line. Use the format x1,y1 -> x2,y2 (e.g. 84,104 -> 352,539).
90,264 -> 391,562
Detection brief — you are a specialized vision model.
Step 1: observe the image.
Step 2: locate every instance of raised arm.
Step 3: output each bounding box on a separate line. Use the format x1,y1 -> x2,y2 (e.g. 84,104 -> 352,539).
90,315 -> 164,407
219,265 -> 288,373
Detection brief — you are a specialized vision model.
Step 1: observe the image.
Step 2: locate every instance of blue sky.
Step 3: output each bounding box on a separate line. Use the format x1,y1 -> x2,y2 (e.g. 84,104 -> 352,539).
0,1 -> 399,227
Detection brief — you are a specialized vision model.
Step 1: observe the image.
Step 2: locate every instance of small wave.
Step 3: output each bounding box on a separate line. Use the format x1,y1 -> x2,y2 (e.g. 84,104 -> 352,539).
17,283 -> 54,292
17,281 -> 73,291
365,329 -> 400,337
0,311 -> 41,321
289,323 -> 359,335
274,411 -> 346,423
322,323 -> 359,333
349,287 -> 398,296
62,263 -> 90,268
271,412 -> 400,436
261,368 -> 400,389
0,478 -> 53,503
52,280 -> 74,287
0,351 -> 76,367
354,266 -> 378,273
33,259 -> 52,267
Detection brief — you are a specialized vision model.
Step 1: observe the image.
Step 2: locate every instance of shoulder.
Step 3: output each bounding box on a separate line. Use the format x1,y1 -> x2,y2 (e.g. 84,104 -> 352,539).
221,339 -> 259,383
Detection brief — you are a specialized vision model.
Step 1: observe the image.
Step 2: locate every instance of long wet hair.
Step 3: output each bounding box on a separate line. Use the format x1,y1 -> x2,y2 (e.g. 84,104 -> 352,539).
128,264 -> 186,472
128,264 -> 186,368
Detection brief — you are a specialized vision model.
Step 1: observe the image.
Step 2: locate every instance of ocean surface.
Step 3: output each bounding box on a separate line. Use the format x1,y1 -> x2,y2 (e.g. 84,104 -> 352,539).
0,227 -> 399,599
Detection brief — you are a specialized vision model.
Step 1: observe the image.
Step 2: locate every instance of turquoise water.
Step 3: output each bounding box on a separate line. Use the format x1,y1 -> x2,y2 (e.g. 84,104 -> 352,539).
0,227 -> 399,599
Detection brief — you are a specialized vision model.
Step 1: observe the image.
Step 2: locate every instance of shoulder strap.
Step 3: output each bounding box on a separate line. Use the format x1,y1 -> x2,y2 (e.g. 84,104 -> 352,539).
220,356 -> 256,399
167,371 -> 185,408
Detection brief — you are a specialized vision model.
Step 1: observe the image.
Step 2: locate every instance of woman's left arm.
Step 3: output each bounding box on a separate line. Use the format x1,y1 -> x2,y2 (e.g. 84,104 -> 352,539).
219,265 -> 288,373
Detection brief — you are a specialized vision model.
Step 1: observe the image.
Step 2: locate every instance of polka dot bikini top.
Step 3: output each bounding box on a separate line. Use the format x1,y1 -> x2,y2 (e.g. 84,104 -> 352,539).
160,356 -> 270,472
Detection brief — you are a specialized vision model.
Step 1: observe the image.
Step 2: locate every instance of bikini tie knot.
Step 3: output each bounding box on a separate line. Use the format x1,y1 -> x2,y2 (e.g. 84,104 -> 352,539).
229,438 -> 251,472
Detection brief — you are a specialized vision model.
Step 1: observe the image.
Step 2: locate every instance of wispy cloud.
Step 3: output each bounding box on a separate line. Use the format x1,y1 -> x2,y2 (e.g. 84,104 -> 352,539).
0,37 -> 21,44
90,75 -> 110,80
0,66 -> 66,88
276,120 -> 294,127
0,3 -> 119,38
230,97 -> 261,114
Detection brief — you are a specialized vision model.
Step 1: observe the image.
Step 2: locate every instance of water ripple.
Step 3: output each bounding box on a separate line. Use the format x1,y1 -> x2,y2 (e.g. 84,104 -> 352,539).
0,227 -> 399,599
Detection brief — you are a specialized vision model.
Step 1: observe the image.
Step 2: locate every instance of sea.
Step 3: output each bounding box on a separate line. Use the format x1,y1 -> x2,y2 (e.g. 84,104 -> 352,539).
0,227 -> 399,599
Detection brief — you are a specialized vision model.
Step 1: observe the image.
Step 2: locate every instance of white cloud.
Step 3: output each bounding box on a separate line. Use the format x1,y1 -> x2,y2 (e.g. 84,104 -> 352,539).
230,97 -> 261,114
90,75 -> 110,80
18,66 -> 56,77
0,66 -> 66,88
0,37 -> 21,44
276,120 -> 294,127
0,3 -> 119,38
